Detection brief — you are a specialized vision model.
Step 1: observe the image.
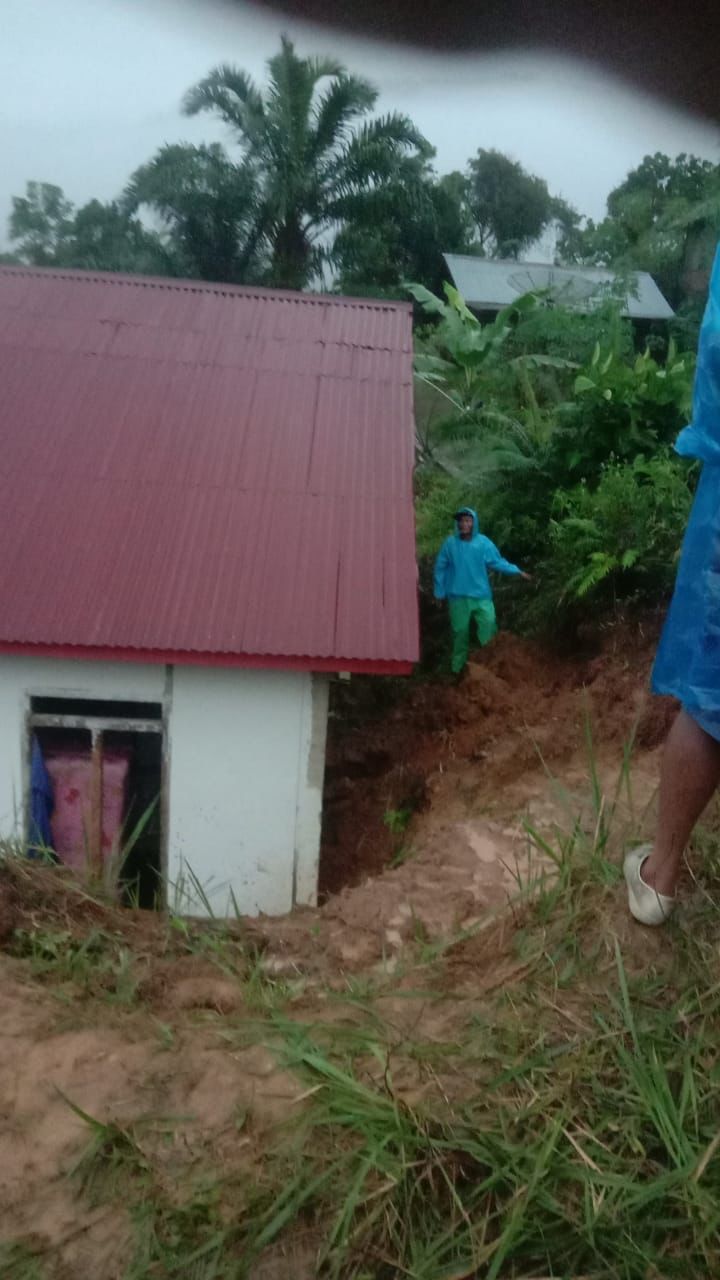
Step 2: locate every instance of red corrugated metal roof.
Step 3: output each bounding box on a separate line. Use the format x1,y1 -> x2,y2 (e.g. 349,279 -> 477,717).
0,267 -> 418,673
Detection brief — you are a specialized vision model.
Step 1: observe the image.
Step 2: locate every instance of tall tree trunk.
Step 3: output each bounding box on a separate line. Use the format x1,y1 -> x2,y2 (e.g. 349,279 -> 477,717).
271,217 -> 311,290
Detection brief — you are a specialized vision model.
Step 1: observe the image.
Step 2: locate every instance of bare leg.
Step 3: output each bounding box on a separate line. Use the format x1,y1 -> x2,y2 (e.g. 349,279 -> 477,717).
642,710 -> 720,897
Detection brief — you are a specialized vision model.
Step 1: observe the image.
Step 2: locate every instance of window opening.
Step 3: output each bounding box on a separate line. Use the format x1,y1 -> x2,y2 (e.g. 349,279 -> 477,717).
28,696 -> 165,910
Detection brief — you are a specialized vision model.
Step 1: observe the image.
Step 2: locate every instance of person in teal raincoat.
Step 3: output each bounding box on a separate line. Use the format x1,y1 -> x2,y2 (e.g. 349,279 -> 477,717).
625,245 -> 720,925
434,507 -> 531,674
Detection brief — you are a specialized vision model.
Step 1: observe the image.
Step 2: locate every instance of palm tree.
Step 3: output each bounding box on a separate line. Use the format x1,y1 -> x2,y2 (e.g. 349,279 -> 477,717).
124,143 -> 265,283
183,36 -> 430,290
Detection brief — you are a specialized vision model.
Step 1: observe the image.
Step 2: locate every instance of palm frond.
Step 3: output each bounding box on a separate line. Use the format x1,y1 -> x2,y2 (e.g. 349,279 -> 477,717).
326,162 -> 429,223
182,64 -> 266,141
265,39 -> 315,159
337,116 -> 431,186
124,143 -> 243,211
310,75 -> 377,163
265,39 -> 352,177
323,116 -> 426,191
122,143 -> 265,282
270,34 -> 344,88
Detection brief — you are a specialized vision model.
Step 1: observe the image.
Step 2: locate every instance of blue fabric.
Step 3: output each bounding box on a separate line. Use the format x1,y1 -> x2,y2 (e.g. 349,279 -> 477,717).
674,247 -> 720,467
653,245 -> 720,721
434,506 -> 521,601
28,735 -> 54,857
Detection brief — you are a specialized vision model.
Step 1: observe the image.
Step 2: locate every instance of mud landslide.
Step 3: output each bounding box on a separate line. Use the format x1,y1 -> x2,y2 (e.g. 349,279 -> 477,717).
320,623 -> 677,897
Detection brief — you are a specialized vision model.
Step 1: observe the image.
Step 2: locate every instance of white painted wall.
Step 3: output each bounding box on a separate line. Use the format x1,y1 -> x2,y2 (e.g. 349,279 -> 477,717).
293,674 -> 329,909
0,655 -> 329,918
167,666 -> 328,917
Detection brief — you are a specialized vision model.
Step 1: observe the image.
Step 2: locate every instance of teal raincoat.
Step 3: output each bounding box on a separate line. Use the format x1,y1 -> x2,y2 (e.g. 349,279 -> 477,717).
433,507 -> 521,601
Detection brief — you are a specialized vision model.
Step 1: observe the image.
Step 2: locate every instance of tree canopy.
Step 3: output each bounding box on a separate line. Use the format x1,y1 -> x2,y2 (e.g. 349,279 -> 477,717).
4,45 -> 719,314
9,181 -> 169,274
465,148 -> 555,258
182,36 -> 431,289
124,143 -> 263,283
566,152 -> 720,310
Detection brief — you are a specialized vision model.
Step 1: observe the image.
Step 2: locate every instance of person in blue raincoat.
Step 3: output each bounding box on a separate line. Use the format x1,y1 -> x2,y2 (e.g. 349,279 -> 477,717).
625,245 -> 720,925
434,507 -> 531,675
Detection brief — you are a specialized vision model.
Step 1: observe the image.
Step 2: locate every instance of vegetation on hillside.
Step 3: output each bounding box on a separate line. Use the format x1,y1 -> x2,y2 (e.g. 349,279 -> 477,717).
412,283 -> 696,641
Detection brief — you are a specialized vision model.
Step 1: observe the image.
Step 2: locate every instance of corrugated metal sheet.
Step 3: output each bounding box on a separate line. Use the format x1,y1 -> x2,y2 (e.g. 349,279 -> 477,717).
0,267 -> 419,672
443,254 -> 675,321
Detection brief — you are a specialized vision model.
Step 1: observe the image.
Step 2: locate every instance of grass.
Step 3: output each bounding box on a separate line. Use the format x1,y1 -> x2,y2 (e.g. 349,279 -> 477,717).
56,1093 -> 245,1280
169,911 -> 296,1011
383,806 -> 417,870
10,925 -> 142,1003
62,1093 -> 152,1206
5,731 -> 720,1277
0,1241 -> 46,1280
236,870 -> 720,1277
127,1186 -> 245,1280
224,729 -> 720,1279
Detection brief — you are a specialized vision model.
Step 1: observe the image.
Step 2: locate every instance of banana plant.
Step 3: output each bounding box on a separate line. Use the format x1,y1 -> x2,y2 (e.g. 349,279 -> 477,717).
409,280 -> 576,475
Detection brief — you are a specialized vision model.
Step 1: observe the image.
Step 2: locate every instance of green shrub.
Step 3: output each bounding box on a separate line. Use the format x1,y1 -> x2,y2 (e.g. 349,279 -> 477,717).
549,341 -> 694,484
534,453 -> 694,626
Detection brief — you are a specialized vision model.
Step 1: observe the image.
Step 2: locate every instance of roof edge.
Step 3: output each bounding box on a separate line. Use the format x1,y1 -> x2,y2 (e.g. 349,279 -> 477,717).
0,264 -> 413,314
443,252 -> 652,277
0,640 -> 415,676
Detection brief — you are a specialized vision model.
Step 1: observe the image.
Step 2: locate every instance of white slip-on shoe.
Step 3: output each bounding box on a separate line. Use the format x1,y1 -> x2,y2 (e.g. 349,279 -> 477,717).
624,845 -> 676,926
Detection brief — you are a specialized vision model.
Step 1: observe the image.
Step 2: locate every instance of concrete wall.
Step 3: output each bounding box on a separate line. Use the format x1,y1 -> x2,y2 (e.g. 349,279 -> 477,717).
168,666 -> 328,917
0,655 -> 328,917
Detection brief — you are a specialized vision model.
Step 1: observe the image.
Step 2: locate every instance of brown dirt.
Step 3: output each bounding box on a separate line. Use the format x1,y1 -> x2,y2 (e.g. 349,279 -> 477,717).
320,622 -> 676,897
0,948 -> 304,1276
0,619 -> 679,1277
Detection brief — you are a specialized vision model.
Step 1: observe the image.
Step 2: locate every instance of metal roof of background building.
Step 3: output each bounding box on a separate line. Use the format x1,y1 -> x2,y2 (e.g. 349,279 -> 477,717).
0,267 -> 418,673
443,254 -> 675,321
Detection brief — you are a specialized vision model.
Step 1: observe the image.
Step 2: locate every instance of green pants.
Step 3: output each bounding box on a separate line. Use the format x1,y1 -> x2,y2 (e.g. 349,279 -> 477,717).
448,597 -> 497,672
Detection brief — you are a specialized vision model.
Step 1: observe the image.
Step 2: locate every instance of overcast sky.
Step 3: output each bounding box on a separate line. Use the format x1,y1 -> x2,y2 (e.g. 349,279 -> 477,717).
2,0 -> 719,251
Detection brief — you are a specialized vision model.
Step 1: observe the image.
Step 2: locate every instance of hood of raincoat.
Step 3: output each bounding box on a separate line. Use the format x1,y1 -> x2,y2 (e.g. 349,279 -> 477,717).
676,245 -> 720,465
453,506 -> 479,537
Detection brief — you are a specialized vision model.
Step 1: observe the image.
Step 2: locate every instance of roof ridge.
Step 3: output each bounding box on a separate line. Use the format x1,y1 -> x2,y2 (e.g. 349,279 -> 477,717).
444,252 -> 645,278
0,265 -> 412,312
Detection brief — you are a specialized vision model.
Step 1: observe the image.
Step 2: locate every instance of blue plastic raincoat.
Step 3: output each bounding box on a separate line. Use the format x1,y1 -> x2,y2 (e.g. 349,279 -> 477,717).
653,246 -> 720,738
433,507 -> 522,601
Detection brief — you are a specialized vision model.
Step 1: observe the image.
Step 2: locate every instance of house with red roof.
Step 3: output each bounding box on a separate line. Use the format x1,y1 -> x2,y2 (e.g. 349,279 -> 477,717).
0,267 -> 418,916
